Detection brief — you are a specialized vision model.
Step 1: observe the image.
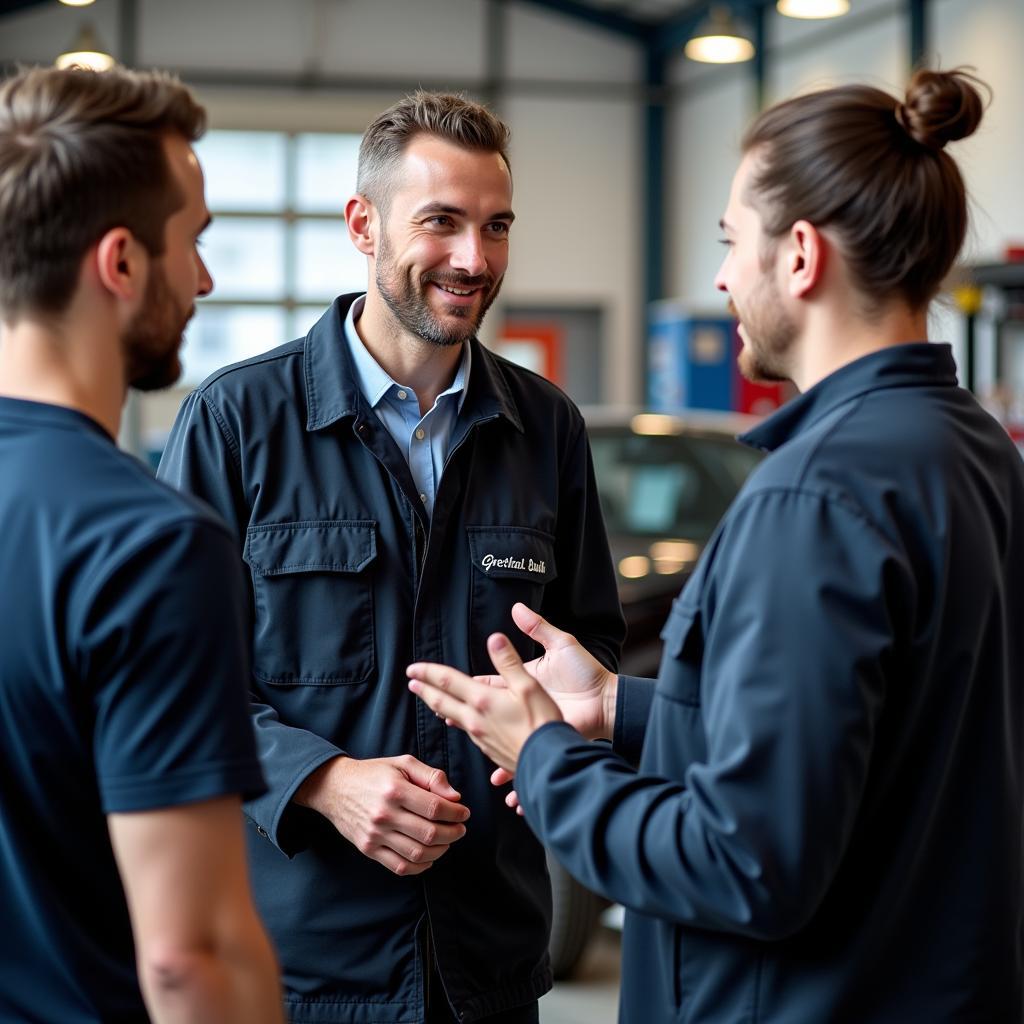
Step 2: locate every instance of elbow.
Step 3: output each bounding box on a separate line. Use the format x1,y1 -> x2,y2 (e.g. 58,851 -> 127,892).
138,942 -> 217,997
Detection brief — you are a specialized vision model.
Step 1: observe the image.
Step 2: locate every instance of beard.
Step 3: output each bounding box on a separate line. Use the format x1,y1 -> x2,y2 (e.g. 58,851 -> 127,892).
375,229 -> 502,348
729,276 -> 796,384
123,261 -> 192,392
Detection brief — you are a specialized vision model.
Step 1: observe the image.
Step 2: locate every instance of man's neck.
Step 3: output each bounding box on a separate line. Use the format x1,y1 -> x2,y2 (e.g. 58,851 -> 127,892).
0,318 -> 125,438
356,290 -> 465,416
790,301 -> 930,393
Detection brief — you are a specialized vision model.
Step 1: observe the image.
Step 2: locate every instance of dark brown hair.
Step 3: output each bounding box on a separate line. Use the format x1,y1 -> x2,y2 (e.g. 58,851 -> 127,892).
356,90 -> 511,211
0,65 -> 206,321
742,67 -> 987,311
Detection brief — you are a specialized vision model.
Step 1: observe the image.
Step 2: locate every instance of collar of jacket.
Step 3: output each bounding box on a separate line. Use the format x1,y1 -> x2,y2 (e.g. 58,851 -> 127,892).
739,341 -> 959,453
302,293 -> 524,434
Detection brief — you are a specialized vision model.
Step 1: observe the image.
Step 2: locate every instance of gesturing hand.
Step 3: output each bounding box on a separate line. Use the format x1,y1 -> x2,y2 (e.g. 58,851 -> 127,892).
478,603 -> 619,741
294,755 -> 470,876
407,632 -> 563,774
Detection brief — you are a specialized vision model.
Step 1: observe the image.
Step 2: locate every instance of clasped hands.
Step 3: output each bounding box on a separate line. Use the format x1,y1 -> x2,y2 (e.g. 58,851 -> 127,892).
297,603 -> 616,875
406,602 -> 618,807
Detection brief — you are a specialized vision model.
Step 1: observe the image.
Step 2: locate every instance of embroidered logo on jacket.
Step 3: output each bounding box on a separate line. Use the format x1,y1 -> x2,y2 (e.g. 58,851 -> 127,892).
481,553 -> 546,574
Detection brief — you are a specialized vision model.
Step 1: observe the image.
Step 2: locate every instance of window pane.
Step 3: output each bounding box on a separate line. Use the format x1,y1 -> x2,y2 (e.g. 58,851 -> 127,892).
202,219 -> 286,300
181,305 -> 288,386
295,133 -> 360,213
294,219 -> 365,301
292,306 -> 328,338
195,131 -> 287,211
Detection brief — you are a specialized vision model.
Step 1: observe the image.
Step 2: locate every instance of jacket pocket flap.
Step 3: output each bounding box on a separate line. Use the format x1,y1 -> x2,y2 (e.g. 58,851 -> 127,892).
467,526 -> 558,584
244,520 -> 377,577
659,596 -> 702,659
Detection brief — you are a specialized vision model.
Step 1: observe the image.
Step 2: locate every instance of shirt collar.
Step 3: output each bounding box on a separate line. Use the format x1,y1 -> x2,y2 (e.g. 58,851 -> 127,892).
304,293 -> 515,432
740,342 -> 960,453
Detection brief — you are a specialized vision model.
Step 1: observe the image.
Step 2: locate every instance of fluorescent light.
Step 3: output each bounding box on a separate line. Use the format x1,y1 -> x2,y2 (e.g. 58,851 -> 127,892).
59,0 -> 97,7
777,0 -> 849,18
56,23 -> 114,71
685,7 -> 755,64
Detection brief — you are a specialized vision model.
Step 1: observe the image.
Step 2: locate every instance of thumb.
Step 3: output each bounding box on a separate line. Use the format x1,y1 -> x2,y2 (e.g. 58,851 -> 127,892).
511,602 -> 573,651
486,632 -> 537,695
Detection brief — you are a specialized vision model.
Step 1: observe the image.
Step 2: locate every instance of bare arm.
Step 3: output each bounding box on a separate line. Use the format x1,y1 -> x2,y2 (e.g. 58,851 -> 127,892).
108,796 -> 284,1024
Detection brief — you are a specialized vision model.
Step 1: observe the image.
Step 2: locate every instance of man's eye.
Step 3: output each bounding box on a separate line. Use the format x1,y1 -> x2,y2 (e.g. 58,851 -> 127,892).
488,223 -> 510,236
428,216 -> 452,227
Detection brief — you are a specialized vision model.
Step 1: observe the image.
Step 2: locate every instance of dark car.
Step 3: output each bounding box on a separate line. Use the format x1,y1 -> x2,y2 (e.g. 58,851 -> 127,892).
547,410 -> 764,978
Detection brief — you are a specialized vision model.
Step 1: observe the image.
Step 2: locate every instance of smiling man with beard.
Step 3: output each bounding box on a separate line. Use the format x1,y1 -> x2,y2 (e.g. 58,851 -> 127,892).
158,92 -> 625,1024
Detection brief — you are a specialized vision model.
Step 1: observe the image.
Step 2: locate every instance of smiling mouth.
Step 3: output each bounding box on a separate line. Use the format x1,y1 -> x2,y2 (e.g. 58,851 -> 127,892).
435,284 -> 478,296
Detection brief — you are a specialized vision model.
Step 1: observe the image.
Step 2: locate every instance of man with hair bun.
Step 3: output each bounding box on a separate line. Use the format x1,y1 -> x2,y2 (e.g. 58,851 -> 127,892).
0,66 -> 283,1023
407,68 -> 1023,1022
159,90 -> 623,1022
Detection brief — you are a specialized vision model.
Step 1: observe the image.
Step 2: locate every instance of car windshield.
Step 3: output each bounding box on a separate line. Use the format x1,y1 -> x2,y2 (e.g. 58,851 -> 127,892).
589,430 -> 762,541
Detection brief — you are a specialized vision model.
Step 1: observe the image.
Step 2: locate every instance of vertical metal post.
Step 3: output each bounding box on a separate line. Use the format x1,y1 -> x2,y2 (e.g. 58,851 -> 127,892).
641,47 -> 667,403
752,1 -> 767,111
483,0 -> 507,111
909,0 -> 927,69
118,0 -> 138,68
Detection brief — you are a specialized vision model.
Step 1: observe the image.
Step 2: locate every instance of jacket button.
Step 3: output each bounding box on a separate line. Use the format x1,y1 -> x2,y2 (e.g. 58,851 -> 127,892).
256,825 -> 269,839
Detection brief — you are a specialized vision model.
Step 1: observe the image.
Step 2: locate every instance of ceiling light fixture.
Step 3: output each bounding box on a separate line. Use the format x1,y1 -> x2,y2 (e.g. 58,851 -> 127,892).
55,22 -> 114,71
685,6 -> 755,64
776,0 -> 849,19
58,0 -> 97,7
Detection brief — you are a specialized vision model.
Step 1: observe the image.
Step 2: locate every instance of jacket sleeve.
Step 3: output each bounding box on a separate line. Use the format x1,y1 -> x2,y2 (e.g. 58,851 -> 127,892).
516,489 -> 911,940
542,415 -> 626,671
157,389 -> 342,856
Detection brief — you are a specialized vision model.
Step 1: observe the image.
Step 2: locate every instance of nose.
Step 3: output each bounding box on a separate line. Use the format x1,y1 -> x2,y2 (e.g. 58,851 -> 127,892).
713,258 -> 728,294
196,251 -> 214,298
451,230 -> 487,278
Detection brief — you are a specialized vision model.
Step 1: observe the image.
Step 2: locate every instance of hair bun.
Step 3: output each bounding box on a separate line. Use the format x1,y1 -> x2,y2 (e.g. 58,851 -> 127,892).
896,67 -> 987,149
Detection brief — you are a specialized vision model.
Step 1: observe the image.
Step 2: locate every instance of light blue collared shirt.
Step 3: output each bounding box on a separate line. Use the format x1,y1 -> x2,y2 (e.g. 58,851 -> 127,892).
343,295 -> 470,518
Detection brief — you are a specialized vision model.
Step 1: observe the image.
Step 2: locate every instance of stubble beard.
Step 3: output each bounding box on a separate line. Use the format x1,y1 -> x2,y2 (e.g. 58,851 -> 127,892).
123,261 -> 192,392
731,276 -> 796,385
375,229 -> 502,348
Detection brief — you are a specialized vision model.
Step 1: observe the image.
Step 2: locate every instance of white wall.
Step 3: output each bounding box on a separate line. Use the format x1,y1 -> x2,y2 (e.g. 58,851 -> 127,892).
4,0 -> 1024,404
0,0 -> 643,407
664,0 -> 1024,391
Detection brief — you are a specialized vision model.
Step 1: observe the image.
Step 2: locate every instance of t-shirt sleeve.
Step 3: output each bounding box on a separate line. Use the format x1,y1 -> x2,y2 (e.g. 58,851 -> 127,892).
78,517 -> 265,813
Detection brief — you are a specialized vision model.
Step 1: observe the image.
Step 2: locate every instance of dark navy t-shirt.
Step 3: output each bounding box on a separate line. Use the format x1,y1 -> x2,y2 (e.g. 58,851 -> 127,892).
0,397 -> 265,1024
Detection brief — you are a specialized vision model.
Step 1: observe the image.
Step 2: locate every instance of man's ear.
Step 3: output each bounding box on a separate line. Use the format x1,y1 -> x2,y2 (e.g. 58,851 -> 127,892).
784,219 -> 826,300
94,227 -> 146,303
345,194 -> 377,257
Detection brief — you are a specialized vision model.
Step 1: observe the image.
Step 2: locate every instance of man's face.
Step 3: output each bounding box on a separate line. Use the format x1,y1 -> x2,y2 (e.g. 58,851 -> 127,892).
372,134 -> 513,347
714,152 -> 797,384
124,134 -> 212,390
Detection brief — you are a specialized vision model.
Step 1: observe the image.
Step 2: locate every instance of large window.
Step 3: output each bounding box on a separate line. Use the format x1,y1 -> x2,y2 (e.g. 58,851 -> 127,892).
182,130 -> 364,385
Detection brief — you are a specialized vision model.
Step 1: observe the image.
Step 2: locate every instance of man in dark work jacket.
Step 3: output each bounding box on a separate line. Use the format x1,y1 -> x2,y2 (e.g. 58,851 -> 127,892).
159,91 -> 624,1023
407,70 -> 1023,1023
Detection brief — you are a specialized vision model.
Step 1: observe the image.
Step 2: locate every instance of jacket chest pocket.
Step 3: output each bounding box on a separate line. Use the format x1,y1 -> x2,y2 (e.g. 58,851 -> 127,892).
243,520 -> 377,686
656,597 -> 704,707
466,526 -> 558,675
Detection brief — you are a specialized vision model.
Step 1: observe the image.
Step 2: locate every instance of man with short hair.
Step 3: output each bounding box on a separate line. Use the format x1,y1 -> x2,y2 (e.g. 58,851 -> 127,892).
407,69 -> 1024,1022
158,91 -> 624,1022
0,66 -> 283,1024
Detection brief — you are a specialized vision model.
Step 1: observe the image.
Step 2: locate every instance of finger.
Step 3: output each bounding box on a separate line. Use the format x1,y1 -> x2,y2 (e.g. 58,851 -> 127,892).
504,789 -> 521,812
511,603 -> 574,649
387,810 -> 468,850
397,756 -> 461,802
407,677 -> 480,735
473,673 -> 509,690
373,847 -> 434,877
490,766 -> 514,787
485,633 -> 539,695
407,662 -> 478,703
399,780 -> 471,823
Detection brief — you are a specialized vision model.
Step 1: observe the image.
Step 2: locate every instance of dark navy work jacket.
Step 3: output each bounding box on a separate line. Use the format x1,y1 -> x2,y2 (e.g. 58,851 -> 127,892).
517,343 -> 1024,1023
158,294 -> 624,1023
